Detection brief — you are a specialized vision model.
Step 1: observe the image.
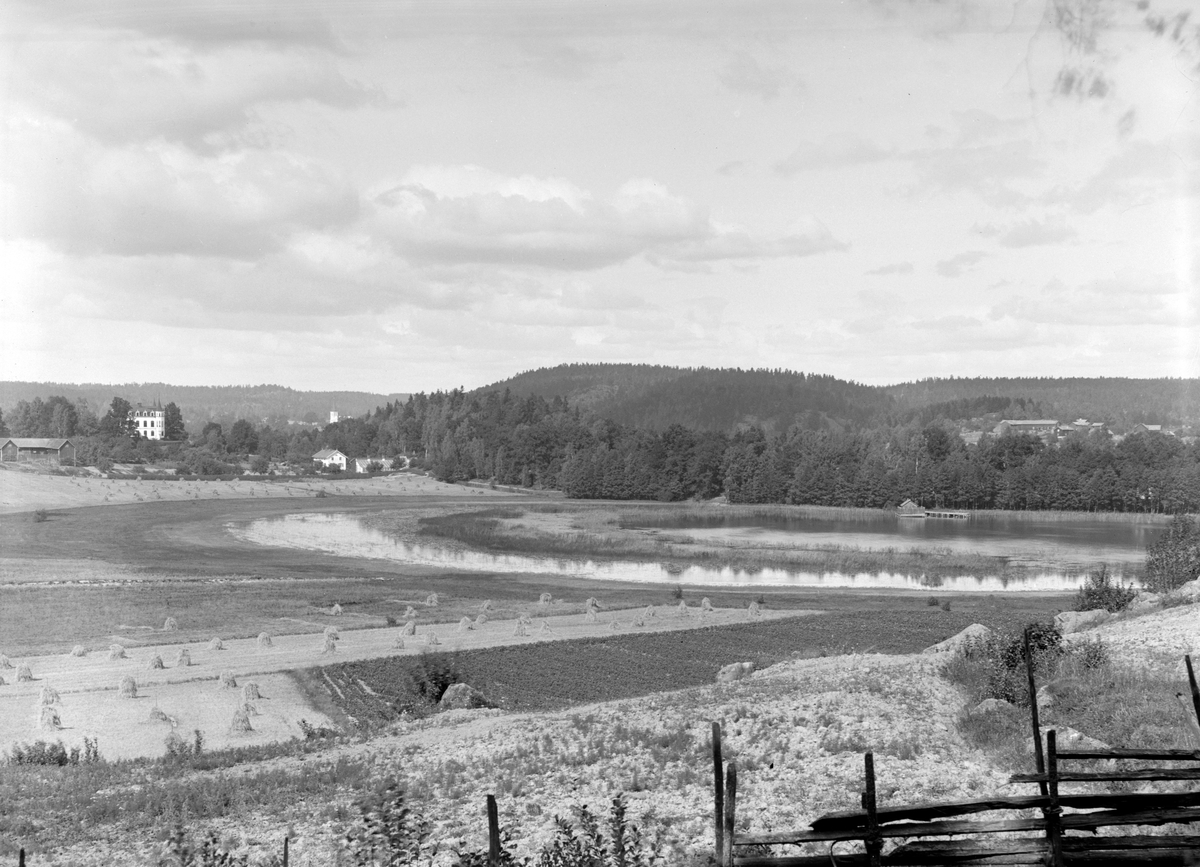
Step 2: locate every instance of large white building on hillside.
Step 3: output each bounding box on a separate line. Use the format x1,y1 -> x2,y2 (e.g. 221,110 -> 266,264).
129,402 -> 166,440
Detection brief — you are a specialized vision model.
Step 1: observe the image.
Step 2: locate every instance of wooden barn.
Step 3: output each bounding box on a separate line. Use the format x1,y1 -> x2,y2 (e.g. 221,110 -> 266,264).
896,498 -> 925,517
0,438 -> 77,466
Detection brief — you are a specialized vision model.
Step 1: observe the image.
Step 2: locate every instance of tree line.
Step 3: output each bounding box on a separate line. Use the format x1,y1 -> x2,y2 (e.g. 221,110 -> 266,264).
5,387 -> 1199,513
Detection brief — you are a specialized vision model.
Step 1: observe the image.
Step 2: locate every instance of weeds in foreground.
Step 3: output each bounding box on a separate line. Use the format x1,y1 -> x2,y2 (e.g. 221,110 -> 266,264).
942,621 -> 1063,706
8,737 -> 101,766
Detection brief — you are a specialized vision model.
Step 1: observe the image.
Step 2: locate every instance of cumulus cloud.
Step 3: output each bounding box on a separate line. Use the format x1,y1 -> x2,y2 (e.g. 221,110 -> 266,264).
775,135 -> 894,175
368,165 -> 844,270
8,33 -> 376,150
935,251 -> 988,277
2,125 -> 358,258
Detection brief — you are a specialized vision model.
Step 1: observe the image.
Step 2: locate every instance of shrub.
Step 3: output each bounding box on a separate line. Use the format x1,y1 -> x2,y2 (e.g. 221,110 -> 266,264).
670,585 -> 683,600
343,777 -> 431,866
1075,564 -> 1137,612
940,600 -> 952,612
9,737 -> 99,766
1144,514 -> 1200,592
926,596 -> 939,607
946,621 -> 1063,705
32,509 -> 49,523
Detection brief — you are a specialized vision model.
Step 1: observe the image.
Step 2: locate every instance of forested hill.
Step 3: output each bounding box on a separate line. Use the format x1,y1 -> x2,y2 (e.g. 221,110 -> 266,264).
483,366 -> 1200,430
884,378 -> 1199,428
480,364 -> 893,433
0,382 -> 406,427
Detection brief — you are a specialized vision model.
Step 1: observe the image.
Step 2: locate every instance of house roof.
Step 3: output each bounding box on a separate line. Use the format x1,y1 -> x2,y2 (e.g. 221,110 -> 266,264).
312,448 -> 346,460
999,419 -> 1059,426
3,438 -> 73,449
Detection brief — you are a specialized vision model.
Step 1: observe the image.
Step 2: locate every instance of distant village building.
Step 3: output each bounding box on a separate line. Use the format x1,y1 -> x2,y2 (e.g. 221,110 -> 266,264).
1,438 -> 77,466
313,448 -> 348,470
329,410 -> 340,424
354,457 -> 386,473
128,402 -> 166,440
1131,423 -> 1166,435
992,419 -> 1059,437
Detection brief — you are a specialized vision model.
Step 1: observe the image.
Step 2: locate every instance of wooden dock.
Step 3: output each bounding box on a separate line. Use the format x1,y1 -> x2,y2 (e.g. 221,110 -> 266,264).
924,509 -> 969,519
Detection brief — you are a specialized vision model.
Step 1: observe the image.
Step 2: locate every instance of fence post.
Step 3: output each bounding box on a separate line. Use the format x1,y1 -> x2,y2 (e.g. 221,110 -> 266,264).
487,794 -> 501,867
712,721 -> 725,863
1187,655 -> 1200,730
282,836 -> 288,867
722,762 -> 737,867
19,849 -> 25,867
1024,626 -> 1048,798
1044,731 -> 1064,867
863,753 -> 882,867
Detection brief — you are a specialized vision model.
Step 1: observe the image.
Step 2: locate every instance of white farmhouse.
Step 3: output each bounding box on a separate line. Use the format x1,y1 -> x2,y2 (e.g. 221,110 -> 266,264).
313,448 -> 348,470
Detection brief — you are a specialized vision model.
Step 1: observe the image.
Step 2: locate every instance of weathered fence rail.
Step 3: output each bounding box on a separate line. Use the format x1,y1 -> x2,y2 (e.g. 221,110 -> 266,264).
714,646 -> 1200,867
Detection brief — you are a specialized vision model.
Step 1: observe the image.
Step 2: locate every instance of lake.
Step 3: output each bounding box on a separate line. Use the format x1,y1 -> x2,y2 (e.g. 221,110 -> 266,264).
231,510 -> 1165,592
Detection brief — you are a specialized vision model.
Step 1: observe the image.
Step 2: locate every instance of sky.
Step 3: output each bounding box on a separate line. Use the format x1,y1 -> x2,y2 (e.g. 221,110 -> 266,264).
1,0 -> 1197,394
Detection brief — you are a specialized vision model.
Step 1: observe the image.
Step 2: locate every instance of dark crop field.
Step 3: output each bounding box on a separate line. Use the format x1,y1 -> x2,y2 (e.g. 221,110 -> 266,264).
319,604 -> 1060,723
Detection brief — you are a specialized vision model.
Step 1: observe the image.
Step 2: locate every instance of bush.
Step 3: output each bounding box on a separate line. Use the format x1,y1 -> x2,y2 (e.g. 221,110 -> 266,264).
1075,564 -> 1137,612
946,621 -> 1063,705
32,509 -> 49,523
343,777 -> 431,866
1144,515 -> 1200,593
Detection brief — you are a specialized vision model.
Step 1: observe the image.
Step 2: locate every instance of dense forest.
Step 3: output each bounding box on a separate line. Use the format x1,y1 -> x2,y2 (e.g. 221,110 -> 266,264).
4,366 -> 1198,512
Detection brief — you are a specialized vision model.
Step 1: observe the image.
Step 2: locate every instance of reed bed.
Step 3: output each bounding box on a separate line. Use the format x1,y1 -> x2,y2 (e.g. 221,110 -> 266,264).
968,508 -> 1180,524
414,506 -> 1068,581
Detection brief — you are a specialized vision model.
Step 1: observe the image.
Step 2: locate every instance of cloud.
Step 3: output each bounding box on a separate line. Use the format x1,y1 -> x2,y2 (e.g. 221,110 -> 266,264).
8,35 -> 377,151
2,126 -> 358,258
935,251 -> 988,277
991,276 -> 1193,327
717,54 -> 796,101
775,135 -> 894,175
368,165 -> 844,270
518,41 -> 618,80
865,262 -> 914,276
998,216 -> 1076,247
716,161 -> 747,176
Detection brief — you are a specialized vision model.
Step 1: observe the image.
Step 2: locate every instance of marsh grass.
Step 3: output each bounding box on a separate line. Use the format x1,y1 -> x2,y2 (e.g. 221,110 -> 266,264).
416,507 -> 1027,580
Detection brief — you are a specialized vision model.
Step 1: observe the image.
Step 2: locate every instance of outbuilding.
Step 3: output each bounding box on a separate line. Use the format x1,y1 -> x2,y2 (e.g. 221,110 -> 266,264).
0,438 -> 77,466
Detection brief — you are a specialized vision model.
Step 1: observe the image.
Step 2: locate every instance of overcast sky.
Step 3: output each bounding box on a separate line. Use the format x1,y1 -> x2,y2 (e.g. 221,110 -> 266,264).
2,0 -> 1197,393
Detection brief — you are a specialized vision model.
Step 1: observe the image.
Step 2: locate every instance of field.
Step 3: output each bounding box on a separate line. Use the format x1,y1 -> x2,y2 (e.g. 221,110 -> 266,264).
322,606 -> 1059,720
14,469 -> 1183,865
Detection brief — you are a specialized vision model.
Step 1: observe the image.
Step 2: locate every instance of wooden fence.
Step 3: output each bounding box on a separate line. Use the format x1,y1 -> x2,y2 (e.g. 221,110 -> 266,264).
714,641 -> 1200,866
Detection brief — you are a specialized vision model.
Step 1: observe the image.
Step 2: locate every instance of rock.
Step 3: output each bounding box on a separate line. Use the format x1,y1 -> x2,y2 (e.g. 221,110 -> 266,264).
1036,685 -> 1055,709
1169,578 -> 1200,602
716,662 -> 755,683
1053,609 -> 1109,634
1028,726 -> 1108,753
922,624 -> 992,655
971,698 -> 1015,715
438,683 -> 489,710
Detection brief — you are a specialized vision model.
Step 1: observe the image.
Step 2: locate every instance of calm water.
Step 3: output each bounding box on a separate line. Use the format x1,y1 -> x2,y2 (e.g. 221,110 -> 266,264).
230,511 -> 1164,592
635,512 -> 1165,571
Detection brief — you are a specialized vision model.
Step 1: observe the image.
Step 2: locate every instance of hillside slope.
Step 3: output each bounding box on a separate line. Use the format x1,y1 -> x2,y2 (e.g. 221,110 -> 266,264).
0,382 -> 407,426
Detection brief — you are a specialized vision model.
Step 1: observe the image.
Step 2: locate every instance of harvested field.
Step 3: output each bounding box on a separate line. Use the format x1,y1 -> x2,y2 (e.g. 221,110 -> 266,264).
0,606 -> 807,759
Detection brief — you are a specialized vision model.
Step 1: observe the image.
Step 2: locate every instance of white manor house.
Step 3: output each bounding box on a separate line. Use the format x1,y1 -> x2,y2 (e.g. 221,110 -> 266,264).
128,401 -> 166,440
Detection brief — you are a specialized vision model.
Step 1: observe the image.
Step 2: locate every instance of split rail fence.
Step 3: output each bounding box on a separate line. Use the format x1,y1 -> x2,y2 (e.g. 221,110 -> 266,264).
713,640 -> 1200,867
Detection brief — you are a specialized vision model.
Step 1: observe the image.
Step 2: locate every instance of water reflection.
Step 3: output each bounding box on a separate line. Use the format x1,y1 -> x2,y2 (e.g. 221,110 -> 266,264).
230,512 -> 1119,592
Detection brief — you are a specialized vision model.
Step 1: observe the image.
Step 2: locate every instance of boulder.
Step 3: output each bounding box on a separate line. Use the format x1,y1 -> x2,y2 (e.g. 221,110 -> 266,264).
716,662 -> 756,683
1170,578 -> 1200,602
971,698 -> 1015,715
922,624 -> 992,655
438,683 -> 489,710
1029,726 -> 1108,753
1054,609 -> 1109,634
